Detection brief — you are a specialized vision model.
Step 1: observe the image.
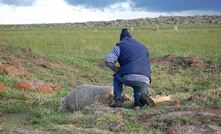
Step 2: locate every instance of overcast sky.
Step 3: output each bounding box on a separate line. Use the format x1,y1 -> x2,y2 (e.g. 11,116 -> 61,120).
0,0 -> 221,24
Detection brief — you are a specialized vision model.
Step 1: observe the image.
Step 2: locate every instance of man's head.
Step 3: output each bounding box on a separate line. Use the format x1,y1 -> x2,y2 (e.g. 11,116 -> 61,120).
120,28 -> 132,41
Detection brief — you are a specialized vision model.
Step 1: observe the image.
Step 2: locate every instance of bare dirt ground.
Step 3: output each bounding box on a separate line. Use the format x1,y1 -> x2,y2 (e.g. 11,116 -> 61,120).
151,54 -> 220,69
137,109 -> 221,134
0,43 -> 79,93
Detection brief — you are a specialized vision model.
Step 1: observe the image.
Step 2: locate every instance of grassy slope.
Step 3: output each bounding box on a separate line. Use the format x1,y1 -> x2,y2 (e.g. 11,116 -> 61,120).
0,24 -> 221,133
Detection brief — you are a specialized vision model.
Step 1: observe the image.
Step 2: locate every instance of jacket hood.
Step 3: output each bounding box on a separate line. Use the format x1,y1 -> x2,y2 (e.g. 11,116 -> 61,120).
120,28 -> 132,41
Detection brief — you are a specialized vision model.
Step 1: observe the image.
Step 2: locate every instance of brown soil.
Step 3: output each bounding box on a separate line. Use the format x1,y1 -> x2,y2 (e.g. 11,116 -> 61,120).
0,83 -> 5,93
0,43 -> 79,76
36,84 -> 54,93
151,54 -> 220,69
0,43 -> 80,93
3,65 -> 29,78
0,61 -> 4,69
15,81 -> 33,90
137,109 -> 221,123
168,124 -> 221,134
137,109 -> 221,134
15,80 -> 54,93
151,54 -> 173,66
35,58 -> 79,72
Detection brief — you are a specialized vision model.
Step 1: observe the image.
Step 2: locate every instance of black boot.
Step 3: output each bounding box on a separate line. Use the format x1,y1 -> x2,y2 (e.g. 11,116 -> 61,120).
110,99 -> 122,108
140,94 -> 155,107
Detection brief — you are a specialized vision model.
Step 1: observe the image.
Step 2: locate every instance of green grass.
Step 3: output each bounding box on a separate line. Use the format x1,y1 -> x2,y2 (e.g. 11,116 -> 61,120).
1,25 -> 221,64
0,24 -> 221,133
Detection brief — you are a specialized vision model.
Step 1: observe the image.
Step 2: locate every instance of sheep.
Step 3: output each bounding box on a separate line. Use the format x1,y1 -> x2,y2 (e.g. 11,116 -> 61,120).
59,84 -> 130,111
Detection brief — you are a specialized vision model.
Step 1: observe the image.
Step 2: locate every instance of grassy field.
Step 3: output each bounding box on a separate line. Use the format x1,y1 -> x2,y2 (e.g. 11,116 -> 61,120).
0,24 -> 221,133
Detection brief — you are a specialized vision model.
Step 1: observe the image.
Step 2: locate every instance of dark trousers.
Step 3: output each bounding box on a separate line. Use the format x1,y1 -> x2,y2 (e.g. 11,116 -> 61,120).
113,74 -> 149,106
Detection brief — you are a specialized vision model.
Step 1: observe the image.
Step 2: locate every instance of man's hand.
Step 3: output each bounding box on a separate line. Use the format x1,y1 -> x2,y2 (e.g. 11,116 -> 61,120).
105,62 -> 120,76
113,66 -> 120,76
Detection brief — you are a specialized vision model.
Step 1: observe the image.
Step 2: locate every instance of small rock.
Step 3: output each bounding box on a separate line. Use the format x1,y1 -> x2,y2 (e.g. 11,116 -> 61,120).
156,24 -> 160,31
0,83 -> 5,93
173,25 -> 179,32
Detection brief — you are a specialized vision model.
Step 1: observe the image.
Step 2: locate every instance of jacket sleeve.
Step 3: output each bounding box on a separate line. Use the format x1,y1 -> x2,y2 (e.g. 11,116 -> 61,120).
104,46 -> 120,72
104,46 -> 120,63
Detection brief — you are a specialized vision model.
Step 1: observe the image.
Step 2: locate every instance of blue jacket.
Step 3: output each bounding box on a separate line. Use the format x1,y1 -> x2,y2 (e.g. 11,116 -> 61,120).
117,29 -> 151,81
